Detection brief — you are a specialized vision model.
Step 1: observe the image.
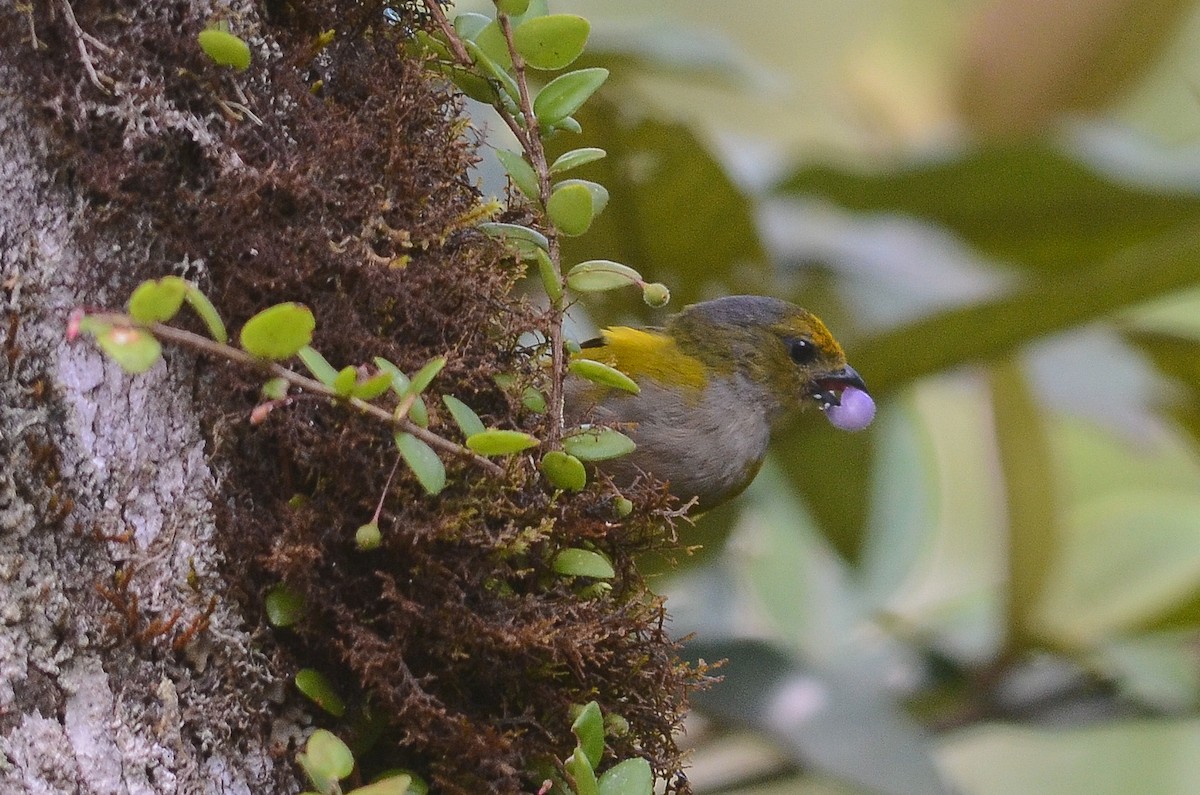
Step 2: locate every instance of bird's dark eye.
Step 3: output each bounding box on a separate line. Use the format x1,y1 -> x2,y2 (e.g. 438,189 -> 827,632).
787,338 -> 818,365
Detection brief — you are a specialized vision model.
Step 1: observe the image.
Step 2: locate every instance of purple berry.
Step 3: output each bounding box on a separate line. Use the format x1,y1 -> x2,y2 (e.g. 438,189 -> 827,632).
825,386 -> 876,431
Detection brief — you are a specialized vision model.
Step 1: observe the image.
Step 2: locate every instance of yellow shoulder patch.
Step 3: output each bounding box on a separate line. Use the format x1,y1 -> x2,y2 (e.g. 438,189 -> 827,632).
587,327 -> 708,391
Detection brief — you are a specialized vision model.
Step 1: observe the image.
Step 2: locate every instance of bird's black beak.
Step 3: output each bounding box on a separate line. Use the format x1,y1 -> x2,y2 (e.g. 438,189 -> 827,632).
810,365 -> 868,409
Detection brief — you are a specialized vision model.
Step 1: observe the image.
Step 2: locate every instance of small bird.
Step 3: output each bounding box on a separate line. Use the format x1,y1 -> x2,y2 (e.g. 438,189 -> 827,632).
566,295 -> 875,511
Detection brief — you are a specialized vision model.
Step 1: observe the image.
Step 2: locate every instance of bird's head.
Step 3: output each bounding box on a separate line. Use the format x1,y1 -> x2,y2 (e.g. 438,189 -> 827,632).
667,296 -> 875,431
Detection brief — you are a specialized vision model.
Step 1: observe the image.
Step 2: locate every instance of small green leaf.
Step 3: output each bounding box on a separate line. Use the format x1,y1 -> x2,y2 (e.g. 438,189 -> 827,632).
298,729 -> 353,792
265,584 -> 305,627
452,12 -> 491,40
552,115 -> 583,135
547,181 -> 594,237
444,65 -> 501,103
346,775 -> 414,795
571,701 -> 604,769
556,179 -> 608,217
568,359 -> 639,394
298,346 -> 339,387
355,522 -> 382,551
535,248 -> 563,304
128,276 -> 187,323
534,67 -> 608,128
565,260 -> 643,293
352,372 -> 394,400
522,386 -> 547,413
407,357 -> 447,395
374,358 -> 430,427
494,0 -> 530,15
295,669 -> 347,717
261,377 -> 289,400
496,149 -> 541,202
550,147 -> 606,174
183,285 -> 228,343
598,758 -> 652,795
553,548 -> 615,579
442,395 -> 487,438
332,365 -> 358,397
198,29 -> 251,71
513,14 -> 590,70
394,432 -> 446,495
240,303 -> 315,360
473,19 -> 513,70
97,326 -> 162,373
562,426 -> 636,461
613,496 -> 633,518
541,450 -> 587,491
565,746 -> 599,795
466,429 -> 540,456
478,222 -> 549,259
464,39 -> 519,101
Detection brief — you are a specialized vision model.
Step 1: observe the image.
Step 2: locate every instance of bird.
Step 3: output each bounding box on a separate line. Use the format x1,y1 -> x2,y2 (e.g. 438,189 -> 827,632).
565,295 -> 875,511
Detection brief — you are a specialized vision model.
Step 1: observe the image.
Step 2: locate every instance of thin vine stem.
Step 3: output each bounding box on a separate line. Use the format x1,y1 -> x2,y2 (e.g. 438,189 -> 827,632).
85,313 -> 505,477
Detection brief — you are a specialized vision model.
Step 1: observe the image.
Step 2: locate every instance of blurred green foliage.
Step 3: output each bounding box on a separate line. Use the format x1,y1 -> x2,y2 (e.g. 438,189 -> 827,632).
467,0 -> 1200,791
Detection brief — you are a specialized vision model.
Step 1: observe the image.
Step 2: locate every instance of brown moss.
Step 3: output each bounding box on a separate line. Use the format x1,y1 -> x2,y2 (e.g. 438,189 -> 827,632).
6,1 -> 707,791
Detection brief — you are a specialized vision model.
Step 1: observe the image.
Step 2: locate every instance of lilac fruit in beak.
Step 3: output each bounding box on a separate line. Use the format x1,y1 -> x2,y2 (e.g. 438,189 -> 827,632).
812,365 -> 875,431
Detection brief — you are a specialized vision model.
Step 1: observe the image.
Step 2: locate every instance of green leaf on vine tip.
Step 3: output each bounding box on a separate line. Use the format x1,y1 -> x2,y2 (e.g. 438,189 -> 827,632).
198,29 -> 251,71
298,346 -> 338,387
295,669 -> 346,717
97,326 -> 162,373
183,285 -> 228,343
478,222 -> 549,259
547,181 -> 594,236
496,148 -> 541,201
534,68 -> 607,127
352,371 -> 392,400
565,260 -> 643,292
571,701 -> 604,769
394,432 -> 446,495
535,248 -> 563,304
556,179 -> 608,217
562,425 -> 636,461
452,12 -> 491,40
265,583 -> 305,627
442,395 -> 487,438
598,758 -> 653,795
541,451 -> 587,491
332,365 -> 358,397
240,303 -> 314,360
550,147 -> 606,174
466,429 -> 540,456
407,356 -> 447,395
553,548 -> 615,579
494,0 -> 530,16
565,746 -> 600,795
298,729 -> 354,790
568,359 -> 640,394
345,774 -> 414,795
513,14 -> 589,70
128,276 -> 187,323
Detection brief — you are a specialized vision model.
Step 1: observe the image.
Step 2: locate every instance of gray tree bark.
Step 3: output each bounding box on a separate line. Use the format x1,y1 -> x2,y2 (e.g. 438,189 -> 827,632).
0,63 -> 298,794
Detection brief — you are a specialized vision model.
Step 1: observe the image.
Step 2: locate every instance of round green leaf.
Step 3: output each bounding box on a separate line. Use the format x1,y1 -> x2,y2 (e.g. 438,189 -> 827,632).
299,729 -> 354,784
239,303 -> 315,360
562,426 -> 636,461
265,583 -> 305,627
198,29 -> 251,71
473,20 -> 513,71
550,147 -> 606,174
565,260 -> 643,293
557,179 -> 608,217
442,395 -> 487,438
346,775 -> 414,795
97,326 -> 162,373
533,67 -> 608,128
495,0 -> 531,17
496,149 -> 541,201
569,358 -> 640,394
478,222 -> 549,260
394,432 -> 446,495
613,496 -> 633,518
541,450 -> 587,491
547,182 -> 594,236
598,758 -> 652,795
513,14 -> 590,71
553,548 -> 615,579
295,669 -> 346,717
522,386 -> 547,413
128,276 -> 187,323
466,429 -> 540,456
452,12 -> 491,40
445,65 -> 501,104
